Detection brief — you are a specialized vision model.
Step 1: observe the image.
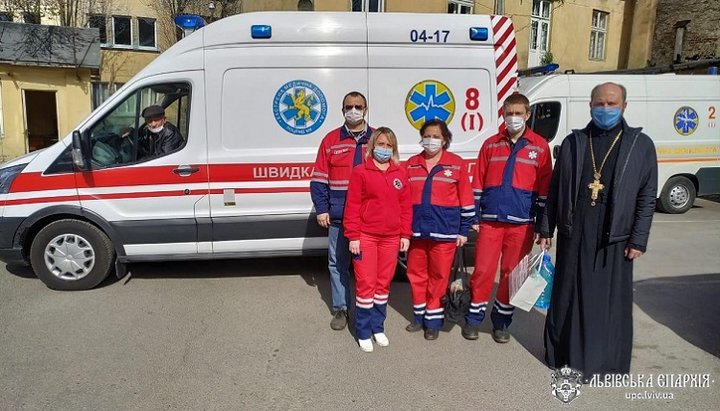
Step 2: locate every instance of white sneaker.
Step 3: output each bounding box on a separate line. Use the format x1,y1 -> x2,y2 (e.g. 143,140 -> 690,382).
358,338 -> 374,352
373,332 -> 389,347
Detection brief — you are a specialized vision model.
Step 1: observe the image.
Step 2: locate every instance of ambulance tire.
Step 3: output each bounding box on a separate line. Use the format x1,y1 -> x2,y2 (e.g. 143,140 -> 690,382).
657,176 -> 696,214
30,219 -> 115,290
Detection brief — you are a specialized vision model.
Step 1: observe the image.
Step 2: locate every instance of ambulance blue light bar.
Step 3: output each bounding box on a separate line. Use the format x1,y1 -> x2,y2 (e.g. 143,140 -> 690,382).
251,25 -> 272,39
174,14 -> 206,31
469,27 -> 489,41
530,63 -> 560,74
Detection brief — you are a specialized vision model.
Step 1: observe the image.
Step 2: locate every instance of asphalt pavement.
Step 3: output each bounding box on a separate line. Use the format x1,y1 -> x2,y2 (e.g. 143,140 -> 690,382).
0,199 -> 719,410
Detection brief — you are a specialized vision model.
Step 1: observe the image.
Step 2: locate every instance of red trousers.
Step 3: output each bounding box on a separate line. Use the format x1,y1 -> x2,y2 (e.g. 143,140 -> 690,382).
353,232 -> 400,340
407,240 -> 456,328
469,222 -> 534,306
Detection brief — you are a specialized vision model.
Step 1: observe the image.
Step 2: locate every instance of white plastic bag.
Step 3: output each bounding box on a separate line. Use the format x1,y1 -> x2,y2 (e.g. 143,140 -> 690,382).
509,251 -> 547,312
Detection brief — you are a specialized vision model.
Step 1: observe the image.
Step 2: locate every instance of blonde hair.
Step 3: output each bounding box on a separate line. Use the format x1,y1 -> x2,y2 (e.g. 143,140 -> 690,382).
366,127 -> 400,164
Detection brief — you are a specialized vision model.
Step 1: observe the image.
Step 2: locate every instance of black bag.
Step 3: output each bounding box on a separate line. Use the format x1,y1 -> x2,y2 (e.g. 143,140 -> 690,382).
443,246 -> 471,323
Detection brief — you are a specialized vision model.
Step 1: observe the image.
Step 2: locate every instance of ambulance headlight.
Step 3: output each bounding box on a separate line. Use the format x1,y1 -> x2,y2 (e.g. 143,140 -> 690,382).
0,163 -> 27,194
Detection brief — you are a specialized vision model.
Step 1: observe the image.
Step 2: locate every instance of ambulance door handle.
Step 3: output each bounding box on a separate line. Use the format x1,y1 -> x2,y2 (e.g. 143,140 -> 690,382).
173,165 -> 200,177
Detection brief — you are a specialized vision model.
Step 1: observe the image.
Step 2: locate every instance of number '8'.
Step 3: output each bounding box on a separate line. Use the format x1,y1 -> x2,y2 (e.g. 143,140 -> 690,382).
465,88 -> 480,110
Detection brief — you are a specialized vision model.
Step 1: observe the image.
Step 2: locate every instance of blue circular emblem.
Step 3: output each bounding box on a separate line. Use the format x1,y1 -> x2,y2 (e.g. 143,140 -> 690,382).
273,80 -> 327,135
674,106 -> 698,136
405,80 -> 456,130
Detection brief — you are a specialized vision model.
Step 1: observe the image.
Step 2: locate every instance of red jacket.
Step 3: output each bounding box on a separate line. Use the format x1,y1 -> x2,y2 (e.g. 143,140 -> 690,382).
473,127 -> 552,228
406,150 -> 475,240
344,160 -> 412,241
310,126 -> 371,224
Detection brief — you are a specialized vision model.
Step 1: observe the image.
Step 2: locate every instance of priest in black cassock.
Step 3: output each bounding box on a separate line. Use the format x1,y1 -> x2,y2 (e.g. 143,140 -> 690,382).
538,82 -> 658,380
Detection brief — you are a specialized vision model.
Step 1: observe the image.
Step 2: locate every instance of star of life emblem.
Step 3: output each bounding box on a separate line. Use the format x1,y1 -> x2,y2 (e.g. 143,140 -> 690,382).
528,150 -> 538,160
443,169 -> 453,177
393,178 -> 403,189
551,366 -> 583,404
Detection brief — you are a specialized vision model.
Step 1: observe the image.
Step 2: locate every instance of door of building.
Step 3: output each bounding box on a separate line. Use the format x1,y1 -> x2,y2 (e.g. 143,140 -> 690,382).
528,0 -> 552,68
23,89 -> 59,152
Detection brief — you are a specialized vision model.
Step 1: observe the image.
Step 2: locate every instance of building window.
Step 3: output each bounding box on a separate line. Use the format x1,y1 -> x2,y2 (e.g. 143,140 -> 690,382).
88,14 -> 108,45
21,12 -> 40,24
138,17 -> 157,49
112,16 -> 132,48
351,0 -> 384,12
448,0 -> 473,14
0,12 -> 12,22
298,0 -> 314,11
494,0 -> 505,15
589,10 -> 608,60
92,82 -> 125,110
530,1 -> 551,54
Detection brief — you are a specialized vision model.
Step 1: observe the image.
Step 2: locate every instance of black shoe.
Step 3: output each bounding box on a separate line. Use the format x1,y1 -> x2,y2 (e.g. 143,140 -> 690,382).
405,322 -> 423,332
492,328 -> 511,343
330,309 -> 348,330
424,328 -> 439,340
461,323 -> 480,340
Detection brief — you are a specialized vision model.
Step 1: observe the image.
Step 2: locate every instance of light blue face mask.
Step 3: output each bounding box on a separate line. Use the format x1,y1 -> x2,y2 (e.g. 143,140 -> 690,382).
373,146 -> 393,163
591,107 -> 623,130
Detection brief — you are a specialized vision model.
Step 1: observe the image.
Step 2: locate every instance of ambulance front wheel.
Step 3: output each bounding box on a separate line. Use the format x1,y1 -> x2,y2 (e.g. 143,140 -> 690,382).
29,219 -> 115,290
657,176 -> 696,214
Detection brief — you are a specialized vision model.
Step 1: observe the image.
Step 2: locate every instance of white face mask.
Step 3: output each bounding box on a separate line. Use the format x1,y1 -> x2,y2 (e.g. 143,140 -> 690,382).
421,137 -> 443,154
344,108 -> 364,125
504,116 -> 526,133
148,125 -> 164,134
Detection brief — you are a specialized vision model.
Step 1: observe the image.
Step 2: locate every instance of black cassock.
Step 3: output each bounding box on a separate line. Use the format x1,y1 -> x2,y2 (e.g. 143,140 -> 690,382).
544,123 -> 634,379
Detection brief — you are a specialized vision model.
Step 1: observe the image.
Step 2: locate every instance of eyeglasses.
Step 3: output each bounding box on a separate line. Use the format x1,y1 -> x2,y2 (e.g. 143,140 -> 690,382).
344,105 -> 365,111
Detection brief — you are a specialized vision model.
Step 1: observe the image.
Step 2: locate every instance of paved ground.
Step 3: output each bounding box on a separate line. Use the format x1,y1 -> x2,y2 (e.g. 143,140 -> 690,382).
0,199 -> 719,410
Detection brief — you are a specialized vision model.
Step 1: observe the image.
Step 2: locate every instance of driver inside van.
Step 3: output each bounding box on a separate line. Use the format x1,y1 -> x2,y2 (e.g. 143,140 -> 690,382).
135,105 -> 183,159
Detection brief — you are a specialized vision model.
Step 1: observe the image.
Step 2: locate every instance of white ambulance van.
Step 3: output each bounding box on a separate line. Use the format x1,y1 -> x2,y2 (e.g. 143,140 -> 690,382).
0,12 -> 519,289
519,74 -> 720,214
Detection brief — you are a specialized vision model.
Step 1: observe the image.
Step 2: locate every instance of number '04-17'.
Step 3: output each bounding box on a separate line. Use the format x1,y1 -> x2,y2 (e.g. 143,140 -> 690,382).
410,29 -> 450,43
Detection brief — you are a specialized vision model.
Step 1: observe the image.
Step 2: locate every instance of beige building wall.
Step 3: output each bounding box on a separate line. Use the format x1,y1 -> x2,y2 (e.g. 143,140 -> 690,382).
101,0 -> 161,83
549,0 -> 625,72
501,1 -> 531,71
0,66 -> 94,160
622,0 -> 657,69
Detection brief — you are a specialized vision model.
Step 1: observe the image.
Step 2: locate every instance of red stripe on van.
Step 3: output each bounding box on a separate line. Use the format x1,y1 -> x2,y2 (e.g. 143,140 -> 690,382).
498,77 -> 517,102
497,55 -> 518,86
495,38 -> 517,72
208,163 -> 315,182
10,165 -> 209,193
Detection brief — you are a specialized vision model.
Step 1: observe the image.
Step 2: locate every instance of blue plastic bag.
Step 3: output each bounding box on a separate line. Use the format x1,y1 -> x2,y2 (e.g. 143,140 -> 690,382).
534,251 -> 554,309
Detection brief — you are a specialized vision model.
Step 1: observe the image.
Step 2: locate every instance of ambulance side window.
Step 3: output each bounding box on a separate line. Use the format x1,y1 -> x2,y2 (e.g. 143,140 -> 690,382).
528,102 -> 561,142
86,82 -> 191,168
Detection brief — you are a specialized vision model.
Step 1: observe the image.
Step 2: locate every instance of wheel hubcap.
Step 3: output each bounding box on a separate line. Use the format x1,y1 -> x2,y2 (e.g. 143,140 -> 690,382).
44,234 -> 95,281
669,185 -> 690,209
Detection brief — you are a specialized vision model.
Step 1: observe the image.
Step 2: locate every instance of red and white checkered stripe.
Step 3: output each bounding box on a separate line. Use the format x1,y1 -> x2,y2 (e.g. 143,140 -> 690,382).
491,15 -> 519,128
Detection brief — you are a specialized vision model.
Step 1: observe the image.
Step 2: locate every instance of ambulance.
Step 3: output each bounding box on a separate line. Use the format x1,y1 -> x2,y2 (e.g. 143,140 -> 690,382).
519,73 -> 720,214
0,12 -> 519,290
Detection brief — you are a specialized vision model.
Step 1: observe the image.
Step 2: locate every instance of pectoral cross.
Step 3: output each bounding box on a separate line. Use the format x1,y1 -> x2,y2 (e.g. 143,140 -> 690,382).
587,173 -> 604,207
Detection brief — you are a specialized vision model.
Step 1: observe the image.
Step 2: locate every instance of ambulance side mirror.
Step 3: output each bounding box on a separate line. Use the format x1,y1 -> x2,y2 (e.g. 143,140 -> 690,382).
553,145 -> 561,159
71,130 -> 90,170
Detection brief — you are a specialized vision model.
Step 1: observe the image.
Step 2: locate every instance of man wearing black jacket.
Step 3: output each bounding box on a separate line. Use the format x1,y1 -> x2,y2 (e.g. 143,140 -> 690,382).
538,82 -> 658,380
138,105 -> 183,159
